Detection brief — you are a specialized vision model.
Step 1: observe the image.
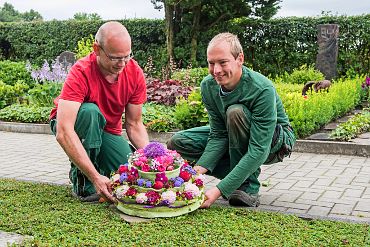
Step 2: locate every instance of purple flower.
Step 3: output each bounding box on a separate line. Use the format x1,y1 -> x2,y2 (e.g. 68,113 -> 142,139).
143,142 -> 167,158
174,177 -> 184,187
366,76 -> 370,86
183,166 -> 197,175
119,173 -> 128,183
145,181 -> 152,188
137,178 -> 146,186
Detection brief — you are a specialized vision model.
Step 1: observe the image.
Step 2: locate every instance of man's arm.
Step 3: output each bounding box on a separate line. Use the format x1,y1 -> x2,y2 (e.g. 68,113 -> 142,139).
56,99 -> 115,202
124,103 -> 149,149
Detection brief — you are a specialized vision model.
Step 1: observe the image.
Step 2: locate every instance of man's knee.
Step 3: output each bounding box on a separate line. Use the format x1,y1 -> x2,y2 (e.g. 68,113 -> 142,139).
166,133 -> 181,150
226,104 -> 250,129
78,103 -> 101,118
76,103 -> 106,127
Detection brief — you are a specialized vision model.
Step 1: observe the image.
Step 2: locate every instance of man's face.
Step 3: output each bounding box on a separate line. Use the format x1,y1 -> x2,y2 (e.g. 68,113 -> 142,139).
95,36 -> 132,76
207,41 -> 243,90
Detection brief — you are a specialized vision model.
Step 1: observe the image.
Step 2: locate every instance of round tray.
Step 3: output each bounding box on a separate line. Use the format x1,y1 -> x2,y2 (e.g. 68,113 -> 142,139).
115,195 -> 204,218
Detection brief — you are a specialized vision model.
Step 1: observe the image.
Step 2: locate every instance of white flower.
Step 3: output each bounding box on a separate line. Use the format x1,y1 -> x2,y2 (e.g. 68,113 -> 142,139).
136,193 -> 148,204
161,190 -> 177,204
115,185 -> 130,199
111,174 -> 120,182
184,182 -> 200,197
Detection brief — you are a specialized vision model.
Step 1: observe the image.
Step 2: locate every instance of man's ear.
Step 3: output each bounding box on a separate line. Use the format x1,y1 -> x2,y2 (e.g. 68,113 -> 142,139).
237,52 -> 244,65
93,42 -> 100,55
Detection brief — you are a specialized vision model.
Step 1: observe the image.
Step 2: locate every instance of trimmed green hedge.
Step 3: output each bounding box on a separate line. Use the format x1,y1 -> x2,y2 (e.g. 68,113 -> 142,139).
1,15 -> 368,77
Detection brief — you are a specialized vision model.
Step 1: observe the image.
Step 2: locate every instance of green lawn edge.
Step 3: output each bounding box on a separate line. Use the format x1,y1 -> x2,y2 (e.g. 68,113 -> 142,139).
1,179 -> 369,246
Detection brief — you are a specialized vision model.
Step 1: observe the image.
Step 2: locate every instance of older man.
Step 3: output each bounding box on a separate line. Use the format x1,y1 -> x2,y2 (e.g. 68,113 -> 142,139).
50,21 -> 149,202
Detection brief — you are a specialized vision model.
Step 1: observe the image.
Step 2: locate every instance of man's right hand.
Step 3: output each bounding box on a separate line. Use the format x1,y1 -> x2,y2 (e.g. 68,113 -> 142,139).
93,174 -> 117,203
193,165 -> 208,174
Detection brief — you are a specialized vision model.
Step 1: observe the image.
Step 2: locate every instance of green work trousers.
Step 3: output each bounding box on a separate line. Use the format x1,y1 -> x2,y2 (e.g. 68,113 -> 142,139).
167,104 -> 295,195
50,103 -> 132,197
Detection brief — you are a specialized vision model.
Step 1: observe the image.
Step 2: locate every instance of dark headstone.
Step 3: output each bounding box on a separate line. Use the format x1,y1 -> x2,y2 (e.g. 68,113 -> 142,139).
57,51 -> 76,69
315,24 -> 339,80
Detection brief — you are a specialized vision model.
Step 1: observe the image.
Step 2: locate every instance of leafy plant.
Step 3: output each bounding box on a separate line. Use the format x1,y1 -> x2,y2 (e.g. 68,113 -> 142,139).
75,34 -> 94,59
0,81 -> 29,109
0,104 -> 51,123
171,67 -> 209,87
274,64 -> 325,84
146,78 -> 193,106
27,82 -> 63,107
142,103 -> 177,132
0,60 -> 34,86
174,88 -> 208,129
330,109 -> 370,141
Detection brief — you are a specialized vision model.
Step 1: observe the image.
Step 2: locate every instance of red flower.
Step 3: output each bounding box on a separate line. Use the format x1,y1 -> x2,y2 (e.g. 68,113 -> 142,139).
179,171 -> 192,182
126,188 -> 137,196
126,175 -> 136,183
118,165 -> 129,174
153,181 -> 164,189
145,191 -> 161,205
194,179 -> 203,187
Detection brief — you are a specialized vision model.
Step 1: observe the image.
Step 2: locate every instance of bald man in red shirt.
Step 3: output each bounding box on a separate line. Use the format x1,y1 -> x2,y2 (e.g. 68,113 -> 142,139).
50,21 -> 149,202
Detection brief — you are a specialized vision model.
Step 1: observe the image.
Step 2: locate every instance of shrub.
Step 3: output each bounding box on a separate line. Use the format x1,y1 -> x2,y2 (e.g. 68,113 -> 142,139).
27,82 -> 63,107
274,64 -> 325,84
0,60 -> 34,86
0,104 -> 51,123
330,109 -> 370,141
142,103 -> 177,132
146,78 -> 193,106
174,88 -> 208,129
171,67 -> 209,87
0,81 -> 29,109
75,34 -> 94,59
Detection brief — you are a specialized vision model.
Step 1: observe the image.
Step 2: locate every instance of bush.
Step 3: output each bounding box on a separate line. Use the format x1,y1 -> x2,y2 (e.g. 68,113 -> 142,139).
27,82 -> 63,107
171,67 -> 209,87
174,88 -> 208,129
0,104 -> 51,123
142,103 -> 177,132
274,64 -> 325,84
0,60 -> 34,86
75,34 -> 94,59
146,78 -> 193,106
0,81 -> 29,109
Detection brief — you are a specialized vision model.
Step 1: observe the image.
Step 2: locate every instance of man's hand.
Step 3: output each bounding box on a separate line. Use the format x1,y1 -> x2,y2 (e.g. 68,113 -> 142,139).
193,165 -> 208,174
93,175 -> 117,203
200,187 -> 221,208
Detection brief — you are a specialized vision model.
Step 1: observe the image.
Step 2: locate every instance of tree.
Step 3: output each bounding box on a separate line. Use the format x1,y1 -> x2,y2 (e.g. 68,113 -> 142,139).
0,2 -> 43,22
152,0 -> 281,66
72,12 -> 102,21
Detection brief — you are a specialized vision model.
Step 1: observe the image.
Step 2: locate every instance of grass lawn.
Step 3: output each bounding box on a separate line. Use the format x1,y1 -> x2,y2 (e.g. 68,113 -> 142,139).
1,179 -> 369,246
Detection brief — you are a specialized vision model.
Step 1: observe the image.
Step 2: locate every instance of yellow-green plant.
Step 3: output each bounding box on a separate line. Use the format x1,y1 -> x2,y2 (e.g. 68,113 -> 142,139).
75,34 -> 94,59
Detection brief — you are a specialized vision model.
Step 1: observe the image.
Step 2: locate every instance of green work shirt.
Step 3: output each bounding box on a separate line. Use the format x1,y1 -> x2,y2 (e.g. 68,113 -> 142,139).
198,66 -> 291,197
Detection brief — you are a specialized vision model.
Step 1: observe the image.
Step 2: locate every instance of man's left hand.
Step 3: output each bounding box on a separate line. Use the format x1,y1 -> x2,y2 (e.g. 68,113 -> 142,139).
200,187 -> 221,208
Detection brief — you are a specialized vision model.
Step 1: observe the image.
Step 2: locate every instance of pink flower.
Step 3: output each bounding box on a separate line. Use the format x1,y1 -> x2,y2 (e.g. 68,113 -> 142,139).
141,164 -> 151,172
126,187 -> 137,197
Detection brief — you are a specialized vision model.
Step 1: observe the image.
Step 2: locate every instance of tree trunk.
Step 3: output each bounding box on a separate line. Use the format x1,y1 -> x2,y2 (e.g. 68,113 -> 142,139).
164,3 -> 174,62
190,4 -> 201,65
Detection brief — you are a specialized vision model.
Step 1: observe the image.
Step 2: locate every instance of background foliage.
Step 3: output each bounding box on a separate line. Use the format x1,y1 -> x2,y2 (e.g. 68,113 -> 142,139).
0,15 -> 368,77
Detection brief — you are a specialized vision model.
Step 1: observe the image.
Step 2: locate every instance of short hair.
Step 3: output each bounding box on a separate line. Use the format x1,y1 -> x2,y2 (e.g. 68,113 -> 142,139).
95,21 -> 128,48
207,32 -> 243,59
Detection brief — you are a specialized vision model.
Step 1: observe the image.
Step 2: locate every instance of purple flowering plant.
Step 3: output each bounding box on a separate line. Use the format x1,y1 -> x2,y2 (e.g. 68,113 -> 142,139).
361,76 -> 370,101
26,59 -> 71,84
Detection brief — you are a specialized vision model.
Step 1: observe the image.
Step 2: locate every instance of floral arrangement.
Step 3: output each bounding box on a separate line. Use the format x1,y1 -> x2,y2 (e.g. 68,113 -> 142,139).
128,141 -> 185,172
111,142 -> 204,207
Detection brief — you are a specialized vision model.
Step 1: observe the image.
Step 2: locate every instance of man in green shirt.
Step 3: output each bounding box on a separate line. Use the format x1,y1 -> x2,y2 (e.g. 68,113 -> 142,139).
167,32 -> 296,208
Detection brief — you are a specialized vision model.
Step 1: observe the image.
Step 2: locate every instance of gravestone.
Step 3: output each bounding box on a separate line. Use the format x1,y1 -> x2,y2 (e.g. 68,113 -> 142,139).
315,24 -> 339,80
57,51 -> 76,69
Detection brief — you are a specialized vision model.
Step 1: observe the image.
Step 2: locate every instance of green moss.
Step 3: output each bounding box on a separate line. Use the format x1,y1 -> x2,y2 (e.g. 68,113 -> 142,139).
0,179 -> 368,246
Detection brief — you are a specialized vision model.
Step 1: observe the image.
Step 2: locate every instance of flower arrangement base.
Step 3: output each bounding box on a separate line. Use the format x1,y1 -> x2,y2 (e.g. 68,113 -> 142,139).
110,142 -> 205,219
115,195 -> 204,218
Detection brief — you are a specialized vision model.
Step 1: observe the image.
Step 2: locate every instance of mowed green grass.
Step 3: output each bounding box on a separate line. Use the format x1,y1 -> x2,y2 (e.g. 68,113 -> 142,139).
1,179 -> 369,246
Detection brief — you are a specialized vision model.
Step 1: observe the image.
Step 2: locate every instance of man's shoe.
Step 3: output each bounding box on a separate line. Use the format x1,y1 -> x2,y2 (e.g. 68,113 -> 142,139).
71,191 -> 100,203
228,190 -> 260,207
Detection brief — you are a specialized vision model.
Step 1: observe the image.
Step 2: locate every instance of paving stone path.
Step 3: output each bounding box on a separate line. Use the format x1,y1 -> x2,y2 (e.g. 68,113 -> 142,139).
0,131 -> 369,244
